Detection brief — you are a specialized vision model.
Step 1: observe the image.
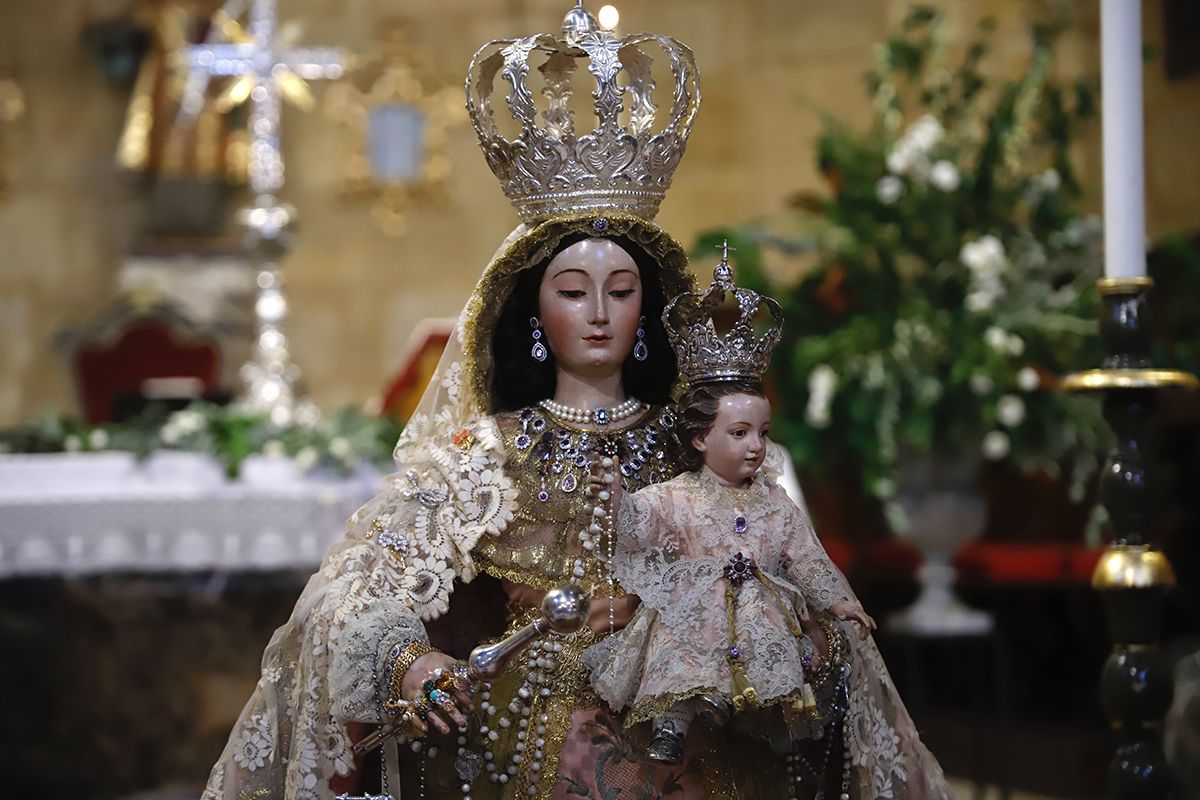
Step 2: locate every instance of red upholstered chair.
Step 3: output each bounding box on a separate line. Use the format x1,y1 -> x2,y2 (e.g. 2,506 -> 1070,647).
66,301 -> 224,424
374,318 -> 455,420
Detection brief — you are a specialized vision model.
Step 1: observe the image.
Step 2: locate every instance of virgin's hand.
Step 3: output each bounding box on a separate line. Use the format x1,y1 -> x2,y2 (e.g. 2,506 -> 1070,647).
831,600 -> 877,640
401,651 -> 474,735
588,455 -> 622,510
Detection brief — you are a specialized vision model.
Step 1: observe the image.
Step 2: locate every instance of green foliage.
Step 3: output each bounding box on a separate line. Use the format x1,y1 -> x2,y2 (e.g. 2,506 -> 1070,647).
0,402 -> 404,479
698,7 -> 1126,522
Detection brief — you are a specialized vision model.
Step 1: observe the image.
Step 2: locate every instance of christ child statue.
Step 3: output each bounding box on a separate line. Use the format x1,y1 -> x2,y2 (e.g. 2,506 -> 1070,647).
584,250 -> 876,764
585,379 -> 875,762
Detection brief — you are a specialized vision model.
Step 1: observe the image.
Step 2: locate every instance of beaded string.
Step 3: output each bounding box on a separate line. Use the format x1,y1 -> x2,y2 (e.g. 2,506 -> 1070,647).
785,624 -> 853,800
471,635 -> 558,791
578,447 -> 619,631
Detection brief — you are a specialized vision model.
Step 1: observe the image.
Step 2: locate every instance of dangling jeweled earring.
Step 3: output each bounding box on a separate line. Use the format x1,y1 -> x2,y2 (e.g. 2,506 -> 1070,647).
634,316 -> 649,362
530,316 -> 548,362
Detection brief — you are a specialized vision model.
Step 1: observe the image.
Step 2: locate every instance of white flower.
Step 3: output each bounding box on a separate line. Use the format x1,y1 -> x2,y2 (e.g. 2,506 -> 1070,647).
328,437 -> 353,460
262,439 -> 285,457
997,394 -> 1026,427
1006,334 -> 1025,357
809,364 -> 838,397
862,355 -> 886,390
969,374 -> 994,396
907,114 -> 944,151
63,434 -> 82,452
982,430 -> 1011,461
805,402 -> 831,429
1017,367 -> 1040,391
886,147 -> 912,175
960,235 -> 1007,274
805,364 -> 837,429
886,115 -> 942,178
875,175 -> 905,205
929,160 -> 960,191
984,326 -> 1010,351
160,425 -> 180,445
293,446 -> 319,472
965,291 -> 996,313
870,478 -> 896,499
169,410 -> 206,436
1040,168 -> 1061,192
88,429 -> 109,450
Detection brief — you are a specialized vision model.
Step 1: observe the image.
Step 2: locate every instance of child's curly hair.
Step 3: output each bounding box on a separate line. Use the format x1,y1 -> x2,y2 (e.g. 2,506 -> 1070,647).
674,379 -> 767,472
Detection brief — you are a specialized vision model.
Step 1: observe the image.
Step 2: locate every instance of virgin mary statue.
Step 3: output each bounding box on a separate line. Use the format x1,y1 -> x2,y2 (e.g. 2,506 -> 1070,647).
202,4 -> 953,799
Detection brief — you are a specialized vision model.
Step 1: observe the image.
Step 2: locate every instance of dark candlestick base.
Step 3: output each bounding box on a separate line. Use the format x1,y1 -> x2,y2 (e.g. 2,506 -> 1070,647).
1063,277 -> 1196,800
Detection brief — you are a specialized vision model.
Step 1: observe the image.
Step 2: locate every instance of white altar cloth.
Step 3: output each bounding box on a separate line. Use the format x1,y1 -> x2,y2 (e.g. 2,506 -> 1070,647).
0,452 -> 380,577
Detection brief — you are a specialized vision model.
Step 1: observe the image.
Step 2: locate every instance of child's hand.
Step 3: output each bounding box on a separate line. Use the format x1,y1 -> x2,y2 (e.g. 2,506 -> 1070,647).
831,600 -> 876,639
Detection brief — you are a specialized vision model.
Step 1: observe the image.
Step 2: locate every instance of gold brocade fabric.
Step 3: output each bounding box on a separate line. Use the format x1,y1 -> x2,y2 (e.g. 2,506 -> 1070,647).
474,405 -> 678,591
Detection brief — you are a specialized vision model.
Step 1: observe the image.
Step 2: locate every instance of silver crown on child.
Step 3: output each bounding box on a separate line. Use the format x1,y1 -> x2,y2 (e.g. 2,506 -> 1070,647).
466,1 -> 701,224
663,242 -> 784,386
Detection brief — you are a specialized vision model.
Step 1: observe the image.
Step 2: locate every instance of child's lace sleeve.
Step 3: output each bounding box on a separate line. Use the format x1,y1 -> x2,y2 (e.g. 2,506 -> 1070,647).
611,487 -> 678,597
780,492 -> 854,612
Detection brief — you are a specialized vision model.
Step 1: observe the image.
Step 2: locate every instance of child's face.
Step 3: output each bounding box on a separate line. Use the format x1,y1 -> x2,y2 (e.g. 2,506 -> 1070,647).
693,393 -> 771,486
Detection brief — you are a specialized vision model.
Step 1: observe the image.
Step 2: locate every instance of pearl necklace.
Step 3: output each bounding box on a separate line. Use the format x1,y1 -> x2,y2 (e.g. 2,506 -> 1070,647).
538,397 -> 643,427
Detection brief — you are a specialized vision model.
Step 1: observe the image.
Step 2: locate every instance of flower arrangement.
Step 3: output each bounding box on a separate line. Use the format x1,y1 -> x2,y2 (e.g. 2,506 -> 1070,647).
698,7 -> 1115,532
0,403 -> 404,479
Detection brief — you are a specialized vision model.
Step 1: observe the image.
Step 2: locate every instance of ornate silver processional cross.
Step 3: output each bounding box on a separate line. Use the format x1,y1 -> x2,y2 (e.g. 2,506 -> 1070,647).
181,0 -> 344,195
181,0 -> 344,425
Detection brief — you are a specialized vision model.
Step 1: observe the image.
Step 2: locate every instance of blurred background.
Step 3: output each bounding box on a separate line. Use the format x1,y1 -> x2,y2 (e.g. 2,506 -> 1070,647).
0,0 -> 1198,797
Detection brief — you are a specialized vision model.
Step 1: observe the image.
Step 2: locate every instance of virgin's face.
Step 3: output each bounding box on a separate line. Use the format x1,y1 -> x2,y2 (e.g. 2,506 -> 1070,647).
537,238 -> 643,380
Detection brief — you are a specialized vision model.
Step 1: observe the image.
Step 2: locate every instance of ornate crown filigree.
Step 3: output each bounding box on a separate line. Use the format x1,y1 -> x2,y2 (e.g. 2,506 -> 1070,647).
664,243 -> 785,386
466,2 -> 701,223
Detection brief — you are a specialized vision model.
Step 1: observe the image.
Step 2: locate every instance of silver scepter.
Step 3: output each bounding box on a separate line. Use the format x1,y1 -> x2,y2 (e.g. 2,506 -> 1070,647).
353,584 -> 591,754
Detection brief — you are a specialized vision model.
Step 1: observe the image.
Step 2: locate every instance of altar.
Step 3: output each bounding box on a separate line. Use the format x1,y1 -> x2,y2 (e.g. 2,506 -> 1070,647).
0,452 -> 379,578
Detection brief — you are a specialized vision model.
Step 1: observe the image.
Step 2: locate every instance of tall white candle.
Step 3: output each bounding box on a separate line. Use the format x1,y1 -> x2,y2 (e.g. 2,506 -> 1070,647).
1100,0 -> 1147,278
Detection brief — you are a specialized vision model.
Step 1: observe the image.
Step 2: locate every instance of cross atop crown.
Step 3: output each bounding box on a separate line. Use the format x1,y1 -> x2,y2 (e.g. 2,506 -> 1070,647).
663,242 -> 784,386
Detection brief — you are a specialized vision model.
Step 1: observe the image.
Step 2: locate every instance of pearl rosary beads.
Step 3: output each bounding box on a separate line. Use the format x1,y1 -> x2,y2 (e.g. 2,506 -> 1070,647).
470,637 -> 560,793
575,454 -> 617,632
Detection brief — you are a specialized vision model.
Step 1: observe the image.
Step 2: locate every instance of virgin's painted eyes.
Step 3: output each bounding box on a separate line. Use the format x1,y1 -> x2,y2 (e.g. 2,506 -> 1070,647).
557,290 -> 586,299
609,289 -> 636,299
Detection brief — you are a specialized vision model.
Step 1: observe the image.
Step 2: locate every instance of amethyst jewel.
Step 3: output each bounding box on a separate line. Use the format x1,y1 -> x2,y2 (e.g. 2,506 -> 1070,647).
725,552 -> 757,584
733,514 -> 747,534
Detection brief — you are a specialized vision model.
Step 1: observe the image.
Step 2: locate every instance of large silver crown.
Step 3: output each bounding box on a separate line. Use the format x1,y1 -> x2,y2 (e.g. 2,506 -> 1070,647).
664,243 -> 785,386
466,2 -> 701,223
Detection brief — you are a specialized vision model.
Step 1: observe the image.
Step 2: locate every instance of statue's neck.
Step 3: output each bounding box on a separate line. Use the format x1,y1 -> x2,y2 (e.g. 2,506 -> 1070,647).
551,370 -> 626,410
